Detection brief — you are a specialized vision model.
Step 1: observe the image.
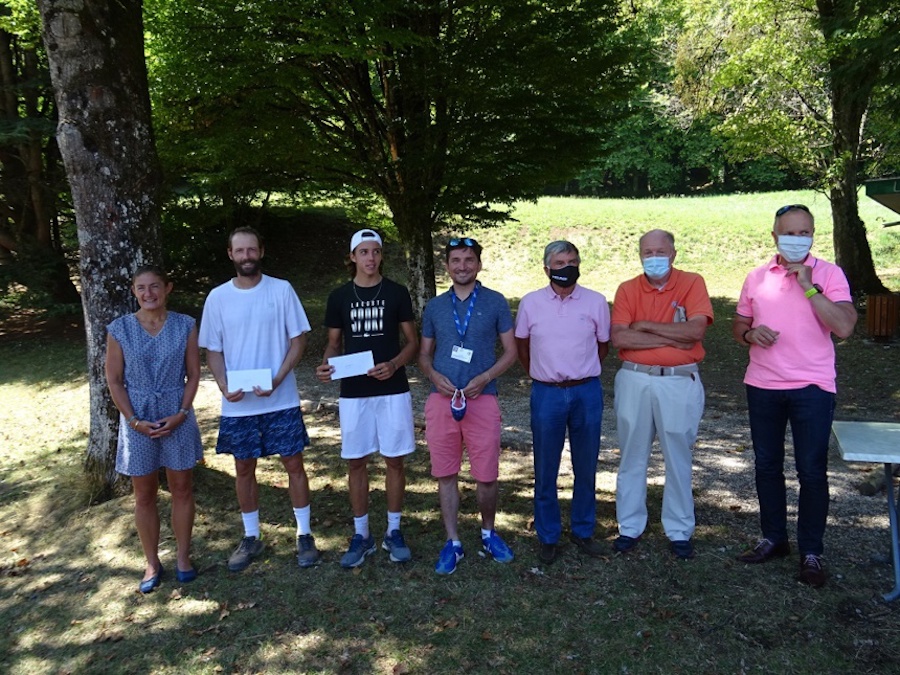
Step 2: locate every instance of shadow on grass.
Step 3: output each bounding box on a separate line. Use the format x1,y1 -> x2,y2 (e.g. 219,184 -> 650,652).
0,339 -> 87,388
4,292 -> 900,672
4,423 -> 900,674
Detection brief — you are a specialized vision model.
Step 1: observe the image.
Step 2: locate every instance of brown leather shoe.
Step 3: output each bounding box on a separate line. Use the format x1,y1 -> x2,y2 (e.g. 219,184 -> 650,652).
736,538 -> 791,564
569,534 -> 605,557
798,554 -> 827,588
539,542 -> 558,565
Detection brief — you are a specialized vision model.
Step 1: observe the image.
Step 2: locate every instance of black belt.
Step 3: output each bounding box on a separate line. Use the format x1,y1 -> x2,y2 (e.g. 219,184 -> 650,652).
533,377 -> 593,388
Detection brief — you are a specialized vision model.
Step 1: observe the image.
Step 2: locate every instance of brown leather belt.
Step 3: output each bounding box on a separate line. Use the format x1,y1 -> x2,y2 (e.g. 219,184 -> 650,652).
533,377 -> 593,388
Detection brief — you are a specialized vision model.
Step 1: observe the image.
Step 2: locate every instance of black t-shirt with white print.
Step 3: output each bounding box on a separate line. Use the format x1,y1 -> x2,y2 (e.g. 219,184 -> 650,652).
324,276 -> 415,398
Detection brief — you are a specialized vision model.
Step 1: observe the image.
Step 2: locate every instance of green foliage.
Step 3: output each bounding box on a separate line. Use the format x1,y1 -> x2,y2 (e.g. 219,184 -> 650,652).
0,0 -> 78,308
0,241 -> 74,311
674,0 -> 900,186
731,156 -> 791,192
0,0 -> 42,46
568,0 -> 797,197
146,0 -> 642,234
579,103 -> 734,196
671,0 -> 900,291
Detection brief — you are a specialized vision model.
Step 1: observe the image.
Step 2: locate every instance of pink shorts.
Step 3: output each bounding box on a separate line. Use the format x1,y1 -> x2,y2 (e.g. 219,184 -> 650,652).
424,392 -> 502,482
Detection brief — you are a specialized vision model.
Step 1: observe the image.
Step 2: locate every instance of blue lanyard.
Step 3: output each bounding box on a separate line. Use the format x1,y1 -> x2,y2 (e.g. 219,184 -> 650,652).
451,282 -> 479,346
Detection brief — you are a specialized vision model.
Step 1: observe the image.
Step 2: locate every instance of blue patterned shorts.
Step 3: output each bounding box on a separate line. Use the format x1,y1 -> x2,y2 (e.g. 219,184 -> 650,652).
216,407 -> 310,460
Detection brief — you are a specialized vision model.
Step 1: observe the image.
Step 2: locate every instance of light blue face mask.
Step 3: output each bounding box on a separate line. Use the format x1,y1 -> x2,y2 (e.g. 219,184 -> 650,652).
642,256 -> 671,280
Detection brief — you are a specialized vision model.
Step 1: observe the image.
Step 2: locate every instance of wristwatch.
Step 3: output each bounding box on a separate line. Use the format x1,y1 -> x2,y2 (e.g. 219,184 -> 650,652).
804,284 -> 823,299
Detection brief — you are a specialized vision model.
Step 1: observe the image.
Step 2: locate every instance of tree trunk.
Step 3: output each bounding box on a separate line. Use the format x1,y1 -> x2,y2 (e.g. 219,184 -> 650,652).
830,179 -> 887,295
826,72 -> 888,295
38,0 -> 163,500
817,0 -> 889,295
392,201 -> 437,318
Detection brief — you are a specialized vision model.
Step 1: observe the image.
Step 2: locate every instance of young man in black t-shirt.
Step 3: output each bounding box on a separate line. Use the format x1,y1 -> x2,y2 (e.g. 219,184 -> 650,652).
316,229 -> 419,568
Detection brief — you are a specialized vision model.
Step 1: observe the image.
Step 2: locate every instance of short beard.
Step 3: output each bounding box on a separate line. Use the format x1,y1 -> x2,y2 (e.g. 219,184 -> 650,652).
234,260 -> 260,277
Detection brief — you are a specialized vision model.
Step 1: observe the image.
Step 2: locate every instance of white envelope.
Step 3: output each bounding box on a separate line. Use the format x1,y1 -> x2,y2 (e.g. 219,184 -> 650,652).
328,351 -> 375,380
227,368 -> 273,392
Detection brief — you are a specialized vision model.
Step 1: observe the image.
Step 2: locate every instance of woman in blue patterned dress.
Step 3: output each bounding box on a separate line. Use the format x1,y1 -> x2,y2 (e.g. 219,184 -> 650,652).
106,266 -> 204,593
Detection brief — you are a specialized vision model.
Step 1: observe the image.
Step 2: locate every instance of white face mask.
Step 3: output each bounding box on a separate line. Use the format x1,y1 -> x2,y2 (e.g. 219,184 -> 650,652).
777,235 -> 812,263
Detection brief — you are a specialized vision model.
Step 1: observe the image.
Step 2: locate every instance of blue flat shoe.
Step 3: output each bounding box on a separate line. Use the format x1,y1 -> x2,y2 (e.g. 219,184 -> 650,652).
138,566 -> 164,594
175,566 -> 197,583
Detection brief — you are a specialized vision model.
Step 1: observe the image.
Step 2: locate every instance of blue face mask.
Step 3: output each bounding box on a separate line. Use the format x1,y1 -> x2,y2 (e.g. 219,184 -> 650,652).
642,256 -> 671,280
450,389 -> 467,421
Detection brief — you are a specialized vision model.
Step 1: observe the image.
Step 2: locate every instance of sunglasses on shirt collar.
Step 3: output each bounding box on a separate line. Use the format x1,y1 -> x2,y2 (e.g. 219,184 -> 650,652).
775,204 -> 810,217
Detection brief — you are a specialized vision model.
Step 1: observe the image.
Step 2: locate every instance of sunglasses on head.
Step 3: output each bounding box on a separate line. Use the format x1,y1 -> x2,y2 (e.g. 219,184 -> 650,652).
448,237 -> 478,248
775,204 -> 810,217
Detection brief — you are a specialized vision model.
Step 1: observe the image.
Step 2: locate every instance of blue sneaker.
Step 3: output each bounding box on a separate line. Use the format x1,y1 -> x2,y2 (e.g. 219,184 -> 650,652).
382,529 -> 412,563
482,530 -> 514,563
340,534 -> 376,569
435,540 -> 465,575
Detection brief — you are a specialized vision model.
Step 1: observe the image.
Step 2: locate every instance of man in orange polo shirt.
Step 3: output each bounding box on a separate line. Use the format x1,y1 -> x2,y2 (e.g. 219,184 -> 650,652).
611,229 -> 713,559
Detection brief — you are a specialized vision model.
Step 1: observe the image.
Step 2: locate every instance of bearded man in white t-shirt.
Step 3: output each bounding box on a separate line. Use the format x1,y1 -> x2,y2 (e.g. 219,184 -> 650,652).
199,226 -> 320,572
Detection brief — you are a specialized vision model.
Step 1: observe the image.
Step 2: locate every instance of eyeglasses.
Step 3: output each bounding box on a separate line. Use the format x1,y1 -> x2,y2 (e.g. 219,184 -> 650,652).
448,237 -> 478,248
775,204 -> 810,217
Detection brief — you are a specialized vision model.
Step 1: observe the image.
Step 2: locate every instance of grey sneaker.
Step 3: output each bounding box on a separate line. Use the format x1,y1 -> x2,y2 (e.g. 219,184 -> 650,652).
340,534 -> 376,569
228,535 -> 264,572
296,534 -> 321,568
382,529 -> 412,563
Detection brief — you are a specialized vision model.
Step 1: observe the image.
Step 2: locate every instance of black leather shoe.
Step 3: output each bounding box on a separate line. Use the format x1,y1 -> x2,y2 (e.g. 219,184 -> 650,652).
670,539 -> 695,560
798,554 -> 827,588
569,534 -> 604,557
613,534 -> 640,554
539,542 -> 558,565
736,538 -> 790,564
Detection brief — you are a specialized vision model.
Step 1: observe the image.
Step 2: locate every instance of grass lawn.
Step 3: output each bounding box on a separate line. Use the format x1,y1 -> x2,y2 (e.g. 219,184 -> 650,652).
1,190 -> 899,674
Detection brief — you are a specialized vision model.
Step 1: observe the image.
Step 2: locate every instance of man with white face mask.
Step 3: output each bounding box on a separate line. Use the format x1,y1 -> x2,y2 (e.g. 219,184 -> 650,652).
733,204 -> 857,588
610,229 -> 713,560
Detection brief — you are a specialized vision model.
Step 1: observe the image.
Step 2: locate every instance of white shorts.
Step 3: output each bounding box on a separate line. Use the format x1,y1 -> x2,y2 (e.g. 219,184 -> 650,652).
338,392 -> 416,460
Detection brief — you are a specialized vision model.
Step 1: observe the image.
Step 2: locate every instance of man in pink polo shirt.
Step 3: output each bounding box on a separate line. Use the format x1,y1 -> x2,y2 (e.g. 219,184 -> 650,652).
516,240 -> 611,565
733,204 -> 857,588
611,229 -> 713,560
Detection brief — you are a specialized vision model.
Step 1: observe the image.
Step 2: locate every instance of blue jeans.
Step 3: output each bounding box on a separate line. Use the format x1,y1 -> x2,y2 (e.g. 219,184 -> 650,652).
746,384 -> 835,555
531,378 -> 603,544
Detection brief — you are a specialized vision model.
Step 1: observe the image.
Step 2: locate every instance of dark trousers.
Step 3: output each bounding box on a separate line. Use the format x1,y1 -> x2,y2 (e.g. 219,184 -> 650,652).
746,384 -> 835,555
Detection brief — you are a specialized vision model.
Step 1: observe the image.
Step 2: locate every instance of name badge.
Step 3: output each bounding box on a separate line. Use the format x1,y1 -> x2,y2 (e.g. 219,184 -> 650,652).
451,345 -> 473,363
